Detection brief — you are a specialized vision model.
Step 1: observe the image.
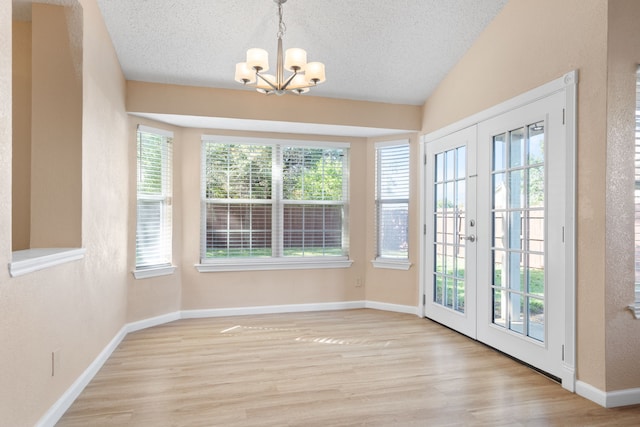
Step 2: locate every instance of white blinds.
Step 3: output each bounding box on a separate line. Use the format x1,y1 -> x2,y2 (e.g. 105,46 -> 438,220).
136,125 -> 173,268
375,141 -> 410,259
201,136 -> 349,261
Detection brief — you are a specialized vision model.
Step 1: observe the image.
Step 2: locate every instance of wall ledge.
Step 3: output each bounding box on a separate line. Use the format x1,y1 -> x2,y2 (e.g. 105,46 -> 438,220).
9,248 -> 86,277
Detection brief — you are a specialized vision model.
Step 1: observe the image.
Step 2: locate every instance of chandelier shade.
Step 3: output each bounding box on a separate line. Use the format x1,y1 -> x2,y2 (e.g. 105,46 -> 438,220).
234,0 -> 326,96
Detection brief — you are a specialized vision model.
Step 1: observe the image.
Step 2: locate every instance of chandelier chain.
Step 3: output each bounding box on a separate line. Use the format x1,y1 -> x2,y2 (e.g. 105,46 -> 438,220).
277,2 -> 286,39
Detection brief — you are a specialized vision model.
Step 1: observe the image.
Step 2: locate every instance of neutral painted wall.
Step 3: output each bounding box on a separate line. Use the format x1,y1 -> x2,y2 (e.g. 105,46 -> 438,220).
422,0 -> 640,392
604,0 -> 640,392
30,3 -> 83,248
0,0 -> 130,425
11,21 -> 31,251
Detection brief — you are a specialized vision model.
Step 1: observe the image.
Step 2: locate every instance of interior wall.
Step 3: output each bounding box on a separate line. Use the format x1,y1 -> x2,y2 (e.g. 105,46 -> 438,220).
0,0 -> 130,424
30,3 -> 83,248
604,0 -> 640,391
11,20 -> 31,251
421,0 -> 631,392
364,133 -> 421,307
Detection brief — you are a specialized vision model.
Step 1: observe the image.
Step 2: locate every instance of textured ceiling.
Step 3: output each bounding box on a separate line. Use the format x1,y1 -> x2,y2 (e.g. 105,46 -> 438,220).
94,0 -> 507,106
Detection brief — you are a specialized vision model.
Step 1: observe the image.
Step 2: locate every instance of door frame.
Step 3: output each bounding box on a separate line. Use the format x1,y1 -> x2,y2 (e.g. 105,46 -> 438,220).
418,70 -> 577,391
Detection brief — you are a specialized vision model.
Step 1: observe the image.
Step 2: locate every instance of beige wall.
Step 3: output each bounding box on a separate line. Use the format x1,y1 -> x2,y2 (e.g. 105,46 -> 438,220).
604,0 -> 640,391
422,0 -> 640,392
30,3 -> 83,248
11,20 -> 31,250
0,0 -> 130,425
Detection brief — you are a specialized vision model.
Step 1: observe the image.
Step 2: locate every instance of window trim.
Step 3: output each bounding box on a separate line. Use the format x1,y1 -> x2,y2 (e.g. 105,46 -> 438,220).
134,125 -> 175,278
199,135 -> 351,272
372,139 -> 411,269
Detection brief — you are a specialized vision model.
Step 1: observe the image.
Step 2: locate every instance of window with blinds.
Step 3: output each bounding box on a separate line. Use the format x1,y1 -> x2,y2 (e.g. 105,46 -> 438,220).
375,141 -> 410,261
136,125 -> 173,270
201,136 -> 349,266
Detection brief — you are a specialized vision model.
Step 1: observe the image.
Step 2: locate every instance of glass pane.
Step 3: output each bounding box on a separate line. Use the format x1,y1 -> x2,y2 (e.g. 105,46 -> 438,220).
283,204 -> 342,256
508,251 -> 523,291
528,263 -> 545,296
456,247 -> 466,279
493,250 -> 506,287
526,211 -> 544,253
509,128 -> 525,168
434,275 -> 444,304
445,150 -> 455,181
435,183 -> 445,212
508,211 -> 523,251
206,203 -> 272,258
493,173 -> 506,210
527,123 -> 545,166
527,166 -> 545,207
445,182 -> 454,211
509,292 -> 524,334
493,213 -> 505,249
444,244 -> 454,275
436,153 -> 445,183
493,288 -> 506,328
456,146 -> 466,179
455,279 -> 465,313
445,277 -> 454,308
508,170 -> 524,209
493,134 -> 506,171
455,180 -> 466,211
435,215 -> 445,244
378,203 -> 409,258
528,297 -> 545,342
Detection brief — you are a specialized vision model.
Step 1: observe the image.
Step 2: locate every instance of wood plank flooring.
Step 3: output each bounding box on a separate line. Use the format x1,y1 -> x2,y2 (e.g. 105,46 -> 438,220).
57,309 -> 640,426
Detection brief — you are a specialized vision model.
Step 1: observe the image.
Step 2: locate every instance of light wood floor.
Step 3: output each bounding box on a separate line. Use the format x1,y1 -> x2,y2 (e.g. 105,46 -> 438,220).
57,309 -> 640,426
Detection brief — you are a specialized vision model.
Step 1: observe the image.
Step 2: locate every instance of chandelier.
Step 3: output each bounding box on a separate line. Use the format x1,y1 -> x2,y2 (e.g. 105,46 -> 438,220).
234,0 -> 326,95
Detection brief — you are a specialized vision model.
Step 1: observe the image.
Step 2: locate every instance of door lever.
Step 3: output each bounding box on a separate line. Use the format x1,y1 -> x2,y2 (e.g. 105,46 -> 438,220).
459,234 -> 476,243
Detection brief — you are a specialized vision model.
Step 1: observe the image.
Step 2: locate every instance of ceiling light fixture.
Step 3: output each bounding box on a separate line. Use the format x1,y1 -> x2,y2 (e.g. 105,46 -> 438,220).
234,0 -> 326,95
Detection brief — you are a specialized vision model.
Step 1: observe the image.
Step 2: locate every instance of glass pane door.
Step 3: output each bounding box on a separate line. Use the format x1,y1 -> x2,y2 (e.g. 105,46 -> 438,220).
424,126 -> 477,339
491,123 -> 545,342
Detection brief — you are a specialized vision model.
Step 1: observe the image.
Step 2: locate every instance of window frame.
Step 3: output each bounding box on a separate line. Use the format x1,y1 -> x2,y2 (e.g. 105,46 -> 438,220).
196,135 -> 352,272
372,139 -> 412,270
133,125 -> 175,279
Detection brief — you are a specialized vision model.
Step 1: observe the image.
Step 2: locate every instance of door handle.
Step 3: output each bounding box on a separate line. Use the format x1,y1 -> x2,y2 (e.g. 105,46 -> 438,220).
459,234 -> 476,243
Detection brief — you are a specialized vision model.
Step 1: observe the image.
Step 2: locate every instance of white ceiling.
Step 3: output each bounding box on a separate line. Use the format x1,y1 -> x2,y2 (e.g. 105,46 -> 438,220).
14,0 -> 508,136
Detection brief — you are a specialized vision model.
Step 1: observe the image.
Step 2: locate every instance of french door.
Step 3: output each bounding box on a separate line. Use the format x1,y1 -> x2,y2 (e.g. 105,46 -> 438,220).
424,88 -> 571,384
424,126 -> 477,339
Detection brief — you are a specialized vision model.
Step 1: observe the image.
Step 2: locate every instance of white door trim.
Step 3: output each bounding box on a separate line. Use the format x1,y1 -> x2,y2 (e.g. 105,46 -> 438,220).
419,70 -> 577,391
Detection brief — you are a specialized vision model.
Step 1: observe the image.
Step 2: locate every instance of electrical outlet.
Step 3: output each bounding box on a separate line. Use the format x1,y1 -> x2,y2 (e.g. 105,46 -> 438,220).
356,277 -> 363,287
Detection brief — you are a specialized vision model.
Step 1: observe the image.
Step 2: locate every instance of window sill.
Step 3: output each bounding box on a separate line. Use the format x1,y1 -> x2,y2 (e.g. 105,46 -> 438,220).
9,248 -> 86,277
371,259 -> 412,270
196,258 -> 353,272
133,265 -> 177,279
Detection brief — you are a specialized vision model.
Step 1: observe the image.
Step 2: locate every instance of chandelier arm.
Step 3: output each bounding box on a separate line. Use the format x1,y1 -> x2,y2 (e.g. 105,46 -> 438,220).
280,69 -> 299,91
255,72 -> 279,91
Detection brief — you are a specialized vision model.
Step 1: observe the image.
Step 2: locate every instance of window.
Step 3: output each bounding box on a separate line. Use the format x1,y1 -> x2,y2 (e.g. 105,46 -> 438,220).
198,136 -> 351,272
134,125 -> 174,278
373,140 -> 411,270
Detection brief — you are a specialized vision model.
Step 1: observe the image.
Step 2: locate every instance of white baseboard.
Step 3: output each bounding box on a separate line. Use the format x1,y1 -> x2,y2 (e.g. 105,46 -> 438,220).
125,311 -> 181,333
576,381 -> 640,408
35,327 -> 128,427
365,300 -> 419,316
181,301 -> 366,319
